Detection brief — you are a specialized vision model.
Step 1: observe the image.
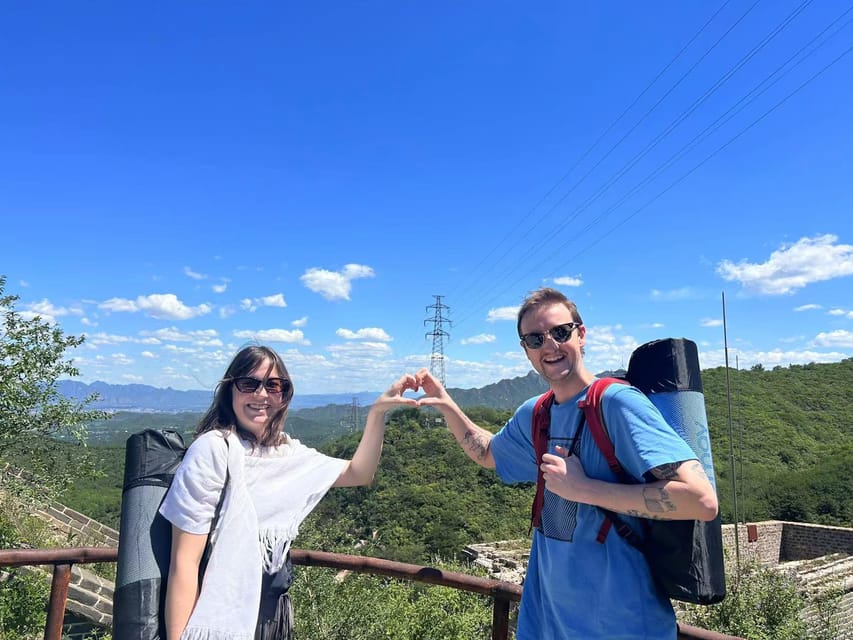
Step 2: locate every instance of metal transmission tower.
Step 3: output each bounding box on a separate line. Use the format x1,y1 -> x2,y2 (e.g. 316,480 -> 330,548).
424,295 -> 451,387
340,397 -> 360,432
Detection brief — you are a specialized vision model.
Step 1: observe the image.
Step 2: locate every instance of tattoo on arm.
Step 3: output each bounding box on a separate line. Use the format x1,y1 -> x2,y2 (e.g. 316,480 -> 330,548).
642,487 -> 677,514
461,431 -> 489,461
649,462 -> 680,480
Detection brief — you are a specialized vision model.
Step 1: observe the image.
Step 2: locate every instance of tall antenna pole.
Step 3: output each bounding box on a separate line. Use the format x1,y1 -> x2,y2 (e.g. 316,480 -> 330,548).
425,295 -> 451,387
722,291 -> 741,568
351,397 -> 359,432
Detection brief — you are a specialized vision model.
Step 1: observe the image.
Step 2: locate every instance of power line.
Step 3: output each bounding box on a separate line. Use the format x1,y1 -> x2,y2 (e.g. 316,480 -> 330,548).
446,0 -> 737,305
453,1 -> 841,329
451,0 -> 773,326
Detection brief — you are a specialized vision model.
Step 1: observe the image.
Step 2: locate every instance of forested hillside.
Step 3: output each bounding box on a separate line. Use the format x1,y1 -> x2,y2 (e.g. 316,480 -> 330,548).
60,359 -> 852,564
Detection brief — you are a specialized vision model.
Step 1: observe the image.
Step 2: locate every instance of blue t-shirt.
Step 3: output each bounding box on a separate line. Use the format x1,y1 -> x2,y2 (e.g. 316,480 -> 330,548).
490,382 -> 697,640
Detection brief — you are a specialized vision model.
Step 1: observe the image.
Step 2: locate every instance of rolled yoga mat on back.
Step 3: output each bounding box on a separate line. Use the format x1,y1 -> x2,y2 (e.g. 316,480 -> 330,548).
113,429 -> 187,640
627,337 -> 718,490
626,337 -> 726,604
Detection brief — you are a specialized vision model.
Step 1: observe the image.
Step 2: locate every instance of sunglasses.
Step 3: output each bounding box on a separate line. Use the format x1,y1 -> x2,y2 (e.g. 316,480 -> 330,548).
519,322 -> 582,349
230,377 -> 292,395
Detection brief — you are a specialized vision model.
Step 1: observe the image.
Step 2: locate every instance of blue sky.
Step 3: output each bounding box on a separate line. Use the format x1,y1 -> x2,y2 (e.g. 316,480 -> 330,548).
3,1 -> 852,396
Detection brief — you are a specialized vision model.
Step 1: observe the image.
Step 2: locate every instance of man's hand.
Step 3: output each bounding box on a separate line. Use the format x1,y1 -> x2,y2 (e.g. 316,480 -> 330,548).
540,445 -> 591,502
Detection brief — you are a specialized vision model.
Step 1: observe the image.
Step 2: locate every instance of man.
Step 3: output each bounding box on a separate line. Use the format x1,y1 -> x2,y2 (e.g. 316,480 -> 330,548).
416,287 -> 717,639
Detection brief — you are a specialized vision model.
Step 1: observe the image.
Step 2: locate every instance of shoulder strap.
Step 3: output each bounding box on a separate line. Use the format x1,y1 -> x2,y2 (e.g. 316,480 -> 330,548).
529,390 -> 554,532
577,378 -> 645,548
578,378 -> 630,481
199,435 -> 230,585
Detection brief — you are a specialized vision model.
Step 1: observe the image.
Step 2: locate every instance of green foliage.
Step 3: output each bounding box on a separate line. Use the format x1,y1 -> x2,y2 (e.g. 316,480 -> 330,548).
0,568 -> 49,640
290,556 -> 502,640
302,409 -> 531,564
0,494 -> 50,640
0,275 -> 108,499
58,444 -> 126,529
701,359 -> 853,526
680,559 -> 808,639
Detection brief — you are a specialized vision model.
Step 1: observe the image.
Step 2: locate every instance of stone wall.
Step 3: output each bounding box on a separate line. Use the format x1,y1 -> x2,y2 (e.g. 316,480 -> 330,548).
34,502 -> 120,548
721,520 -> 784,564
781,522 -> 853,561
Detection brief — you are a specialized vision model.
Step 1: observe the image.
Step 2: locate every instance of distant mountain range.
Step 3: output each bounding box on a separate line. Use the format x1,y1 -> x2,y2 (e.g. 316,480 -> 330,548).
57,380 -> 383,412
59,370 -> 626,414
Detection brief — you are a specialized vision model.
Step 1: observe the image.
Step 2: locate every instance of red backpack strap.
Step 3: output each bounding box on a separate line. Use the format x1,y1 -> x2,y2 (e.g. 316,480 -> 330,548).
577,378 -> 633,543
578,378 -> 628,478
529,390 -> 555,532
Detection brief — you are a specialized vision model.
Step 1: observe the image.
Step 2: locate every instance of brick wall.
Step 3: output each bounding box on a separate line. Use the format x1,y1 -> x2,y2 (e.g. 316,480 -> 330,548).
34,502 -> 120,548
721,521 -> 784,564
781,522 -> 853,561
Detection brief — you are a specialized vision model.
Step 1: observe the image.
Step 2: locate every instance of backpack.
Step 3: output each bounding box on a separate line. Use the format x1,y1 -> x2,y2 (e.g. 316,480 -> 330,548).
531,337 -> 726,605
113,429 -> 228,639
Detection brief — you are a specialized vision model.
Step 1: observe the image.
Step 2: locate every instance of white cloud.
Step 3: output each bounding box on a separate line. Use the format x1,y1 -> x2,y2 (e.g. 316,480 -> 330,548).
699,346 -> 850,369
487,306 -> 518,322
141,351 -> 157,358
80,317 -> 97,326
20,299 -> 84,323
99,294 -> 213,320
461,333 -> 496,345
794,304 -> 821,312
184,266 -> 207,280
716,234 -> 853,295
142,327 -> 222,347
233,329 -> 310,345
300,263 -> 375,301
553,275 -> 583,287
212,282 -> 228,294
100,297 -> 138,313
241,294 -> 287,312
336,327 -> 392,341
327,341 -> 393,358
813,329 -> 853,348
828,308 -> 853,319
650,287 -> 701,301
292,316 -> 308,327
259,293 -> 287,308
700,318 -> 723,328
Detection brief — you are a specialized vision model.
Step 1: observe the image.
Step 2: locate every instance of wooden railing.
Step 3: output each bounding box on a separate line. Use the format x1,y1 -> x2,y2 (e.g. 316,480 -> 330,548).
0,546 -> 742,640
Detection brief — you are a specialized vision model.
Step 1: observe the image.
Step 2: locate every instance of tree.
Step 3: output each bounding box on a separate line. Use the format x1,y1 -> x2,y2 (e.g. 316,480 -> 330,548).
0,275 -> 107,499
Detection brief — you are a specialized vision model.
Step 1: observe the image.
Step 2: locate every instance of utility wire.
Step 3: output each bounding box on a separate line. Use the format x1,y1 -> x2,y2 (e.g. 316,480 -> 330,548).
521,5 -> 853,283
452,0 -> 818,328
546,41 -> 853,272
445,0 -> 737,305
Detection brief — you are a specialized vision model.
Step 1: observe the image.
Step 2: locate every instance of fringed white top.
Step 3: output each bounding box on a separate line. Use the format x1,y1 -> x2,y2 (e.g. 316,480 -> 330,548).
159,429 -> 347,639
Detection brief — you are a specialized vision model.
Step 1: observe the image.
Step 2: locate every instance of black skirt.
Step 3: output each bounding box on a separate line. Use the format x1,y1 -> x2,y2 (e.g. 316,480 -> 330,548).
256,553 -> 295,640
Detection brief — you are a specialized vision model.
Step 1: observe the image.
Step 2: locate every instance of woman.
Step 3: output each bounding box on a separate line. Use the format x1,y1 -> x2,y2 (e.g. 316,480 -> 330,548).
159,345 -> 419,639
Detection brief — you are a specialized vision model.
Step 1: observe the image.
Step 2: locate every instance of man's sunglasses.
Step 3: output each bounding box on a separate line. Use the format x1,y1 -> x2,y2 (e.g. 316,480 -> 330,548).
230,377 -> 292,395
519,322 -> 582,349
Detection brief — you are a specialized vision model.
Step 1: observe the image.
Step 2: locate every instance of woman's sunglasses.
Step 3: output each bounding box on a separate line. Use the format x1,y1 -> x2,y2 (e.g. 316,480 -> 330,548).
230,377 -> 292,395
519,322 -> 582,349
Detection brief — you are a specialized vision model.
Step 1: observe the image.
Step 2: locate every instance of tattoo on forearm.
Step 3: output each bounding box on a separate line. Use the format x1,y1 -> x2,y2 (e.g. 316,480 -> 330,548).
650,462 -> 680,480
689,460 -> 709,480
642,487 -> 677,514
625,509 -> 667,521
461,431 -> 489,461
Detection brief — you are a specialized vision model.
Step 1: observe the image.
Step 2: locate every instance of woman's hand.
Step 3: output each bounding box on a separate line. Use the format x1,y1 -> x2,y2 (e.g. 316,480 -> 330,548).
334,374 -> 420,488
373,373 -> 421,412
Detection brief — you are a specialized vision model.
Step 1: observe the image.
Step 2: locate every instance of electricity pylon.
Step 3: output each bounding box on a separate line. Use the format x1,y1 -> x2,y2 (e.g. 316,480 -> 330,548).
424,295 -> 451,387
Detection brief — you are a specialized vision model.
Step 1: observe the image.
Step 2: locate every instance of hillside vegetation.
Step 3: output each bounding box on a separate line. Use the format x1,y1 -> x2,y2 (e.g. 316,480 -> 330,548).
59,359 -> 852,563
